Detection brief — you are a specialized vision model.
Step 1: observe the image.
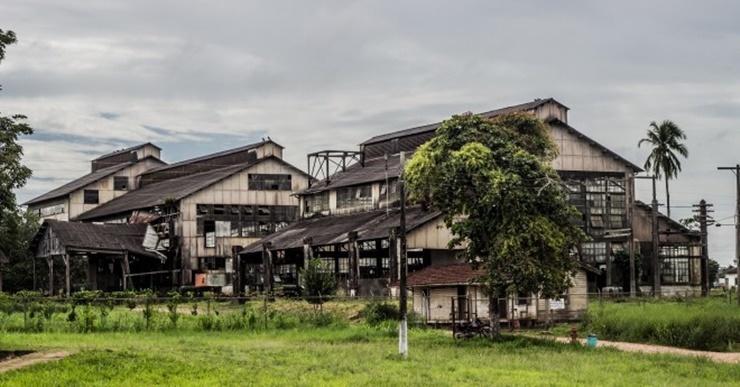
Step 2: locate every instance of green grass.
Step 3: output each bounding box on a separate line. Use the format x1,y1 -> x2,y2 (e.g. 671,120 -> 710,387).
1,327 -> 739,386
583,298 -> 740,351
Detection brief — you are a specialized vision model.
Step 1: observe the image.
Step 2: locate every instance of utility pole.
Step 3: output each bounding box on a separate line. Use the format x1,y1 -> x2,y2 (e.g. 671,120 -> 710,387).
635,175 -> 660,297
651,177 -> 660,298
628,175 -> 636,298
718,164 -> 740,305
693,200 -> 713,297
398,151 -> 408,358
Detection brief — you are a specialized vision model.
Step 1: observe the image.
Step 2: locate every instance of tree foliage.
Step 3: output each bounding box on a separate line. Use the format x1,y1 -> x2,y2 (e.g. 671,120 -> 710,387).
1,28 -> 33,217
638,120 -> 688,218
406,112 -> 586,299
0,28 -> 35,292
300,258 -> 337,305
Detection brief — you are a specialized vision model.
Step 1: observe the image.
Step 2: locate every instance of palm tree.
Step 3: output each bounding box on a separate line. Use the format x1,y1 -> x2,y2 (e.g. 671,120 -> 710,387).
638,120 -> 688,219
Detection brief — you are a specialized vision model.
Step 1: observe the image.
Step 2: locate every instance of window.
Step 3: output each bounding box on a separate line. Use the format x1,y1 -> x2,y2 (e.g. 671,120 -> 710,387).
660,246 -> 691,284
380,180 -> 399,203
113,176 -> 129,191
204,221 -> 216,248
38,204 -> 65,217
84,189 -> 99,204
215,221 -> 231,237
337,185 -> 372,208
248,174 -> 292,190
200,257 -> 226,270
305,192 -> 329,213
581,242 -> 607,263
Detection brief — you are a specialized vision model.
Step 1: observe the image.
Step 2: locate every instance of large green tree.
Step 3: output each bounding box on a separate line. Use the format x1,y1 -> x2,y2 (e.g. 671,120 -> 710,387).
406,112 -> 586,332
0,28 -> 35,292
638,120 -> 688,219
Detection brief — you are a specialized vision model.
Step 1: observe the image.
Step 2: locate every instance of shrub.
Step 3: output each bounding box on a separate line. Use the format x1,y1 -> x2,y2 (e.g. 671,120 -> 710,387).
362,301 -> 398,326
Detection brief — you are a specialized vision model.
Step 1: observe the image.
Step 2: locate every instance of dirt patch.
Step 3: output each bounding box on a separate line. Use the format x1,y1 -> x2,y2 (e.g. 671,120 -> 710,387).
548,336 -> 740,364
0,350 -> 72,374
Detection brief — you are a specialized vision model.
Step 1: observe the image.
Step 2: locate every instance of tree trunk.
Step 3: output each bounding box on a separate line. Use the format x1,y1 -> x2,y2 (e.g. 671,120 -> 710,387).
488,294 -> 500,338
665,178 -> 671,219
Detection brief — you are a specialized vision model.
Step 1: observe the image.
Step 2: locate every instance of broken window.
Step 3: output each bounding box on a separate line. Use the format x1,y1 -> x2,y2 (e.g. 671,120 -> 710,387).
84,189 -> 99,204
215,221 -> 231,237
380,179 -> 399,203
337,184 -> 372,209
248,174 -> 292,190
580,242 -> 607,263
304,192 -> 329,213
114,176 -> 129,191
200,257 -> 226,270
204,221 -> 216,248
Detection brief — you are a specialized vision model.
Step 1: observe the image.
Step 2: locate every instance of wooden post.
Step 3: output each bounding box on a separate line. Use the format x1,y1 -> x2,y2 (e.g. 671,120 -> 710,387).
347,231 -> 359,297
87,256 -> 98,291
232,246 -> 242,296
303,237 -> 313,270
262,242 -> 273,294
389,228 -> 398,283
121,251 -> 131,291
47,257 -> 54,295
63,254 -> 71,296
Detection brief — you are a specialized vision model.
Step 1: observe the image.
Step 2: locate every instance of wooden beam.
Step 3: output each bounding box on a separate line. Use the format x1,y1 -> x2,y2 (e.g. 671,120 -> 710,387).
63,254 -> 71,296
47,256 -> 54,296
347,231 -> 359,297
262,242 -> 273,294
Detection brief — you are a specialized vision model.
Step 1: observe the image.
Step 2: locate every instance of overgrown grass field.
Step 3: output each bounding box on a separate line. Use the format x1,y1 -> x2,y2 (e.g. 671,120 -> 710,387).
2,327 -> 739,386
583,296 -> 740,351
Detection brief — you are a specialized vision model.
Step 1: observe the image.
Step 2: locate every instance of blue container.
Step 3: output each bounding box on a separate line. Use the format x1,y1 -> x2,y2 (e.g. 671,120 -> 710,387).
587,334 -> 597,348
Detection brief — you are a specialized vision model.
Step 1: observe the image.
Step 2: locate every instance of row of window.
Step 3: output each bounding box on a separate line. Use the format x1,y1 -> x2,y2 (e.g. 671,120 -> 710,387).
305,180 -> 400,213
196,204 -> 298,220
248,174 -> 292,191
201,220 -> 290,247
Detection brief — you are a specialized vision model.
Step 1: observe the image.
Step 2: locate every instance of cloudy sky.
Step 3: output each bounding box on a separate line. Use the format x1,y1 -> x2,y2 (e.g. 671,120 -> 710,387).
2,1 -> 740,267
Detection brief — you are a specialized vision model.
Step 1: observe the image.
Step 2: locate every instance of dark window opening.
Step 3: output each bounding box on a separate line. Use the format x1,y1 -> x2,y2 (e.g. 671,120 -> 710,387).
204,220 -> 215,248
200,257 -> 226,270
84,189 -> 99,204
113,176 -> 129,191
248,174 -> 292,191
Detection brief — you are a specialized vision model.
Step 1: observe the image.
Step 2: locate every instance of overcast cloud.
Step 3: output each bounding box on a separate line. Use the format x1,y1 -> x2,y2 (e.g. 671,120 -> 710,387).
2,0 -> 740,266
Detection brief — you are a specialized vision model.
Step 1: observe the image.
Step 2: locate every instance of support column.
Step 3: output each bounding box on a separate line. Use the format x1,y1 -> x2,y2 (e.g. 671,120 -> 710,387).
347,231 -> 359,297
87,257 -> 98,291
121,252 -> 131,291
262,242 -> 273,294
63,254 -> 71,296
389,228 -> 399,283
303,237 -> 313,270
232,246 -> 242,296
47,257 -> 54,296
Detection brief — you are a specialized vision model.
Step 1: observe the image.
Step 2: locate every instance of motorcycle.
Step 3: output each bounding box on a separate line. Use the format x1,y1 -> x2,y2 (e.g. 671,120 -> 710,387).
453,318 -> 492,339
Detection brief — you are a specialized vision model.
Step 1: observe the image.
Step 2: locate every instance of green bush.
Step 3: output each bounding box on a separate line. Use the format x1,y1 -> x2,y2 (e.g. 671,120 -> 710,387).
362,301 -> 398,326
584,299 -> 740,351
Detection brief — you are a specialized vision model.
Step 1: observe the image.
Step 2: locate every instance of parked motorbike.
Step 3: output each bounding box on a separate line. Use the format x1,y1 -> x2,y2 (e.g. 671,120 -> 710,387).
453,318 -> 492,339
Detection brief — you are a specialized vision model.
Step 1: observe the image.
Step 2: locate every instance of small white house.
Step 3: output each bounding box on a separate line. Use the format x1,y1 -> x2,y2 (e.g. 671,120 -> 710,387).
720,268 -> 738,291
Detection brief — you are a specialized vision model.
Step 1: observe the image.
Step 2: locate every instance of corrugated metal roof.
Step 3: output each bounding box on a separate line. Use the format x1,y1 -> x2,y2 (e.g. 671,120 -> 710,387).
73,161 -> 255,221
139,140 -> 280,177
74,156 -> 304,221
360,98 -> 565,146
33,219 -> 155,258
240,205 -> 442,254
406,263 -> 481,287
24,163 -> 134,206
297,153 -> 405,195
93,142 -> 161,161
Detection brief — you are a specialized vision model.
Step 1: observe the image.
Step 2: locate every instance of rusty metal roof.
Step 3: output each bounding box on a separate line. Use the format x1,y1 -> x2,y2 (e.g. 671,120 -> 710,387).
406,263 -> 481,287
139,140 -> 279,177
93,142 -> 161,161
32,219 -> 155,258
360,98 -> 566,145
240,205 -> 442,254
298,153 -> 405,195
73,161 -> 256,221
24,162 -> 134,206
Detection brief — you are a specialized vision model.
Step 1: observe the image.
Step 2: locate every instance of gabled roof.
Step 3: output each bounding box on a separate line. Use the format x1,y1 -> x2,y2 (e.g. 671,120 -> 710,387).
93,142 -> 161,161
298,153 -> 405,195
139,139 -> 281,177
240,206 -> 442,254
361,98 -> 567,146
74,156 -> 302,221
406,263 -> 481,287
634,200 -> 700,236
24,162 -> 134,206
546,118 -> 643,173
31,219 -> 155,258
